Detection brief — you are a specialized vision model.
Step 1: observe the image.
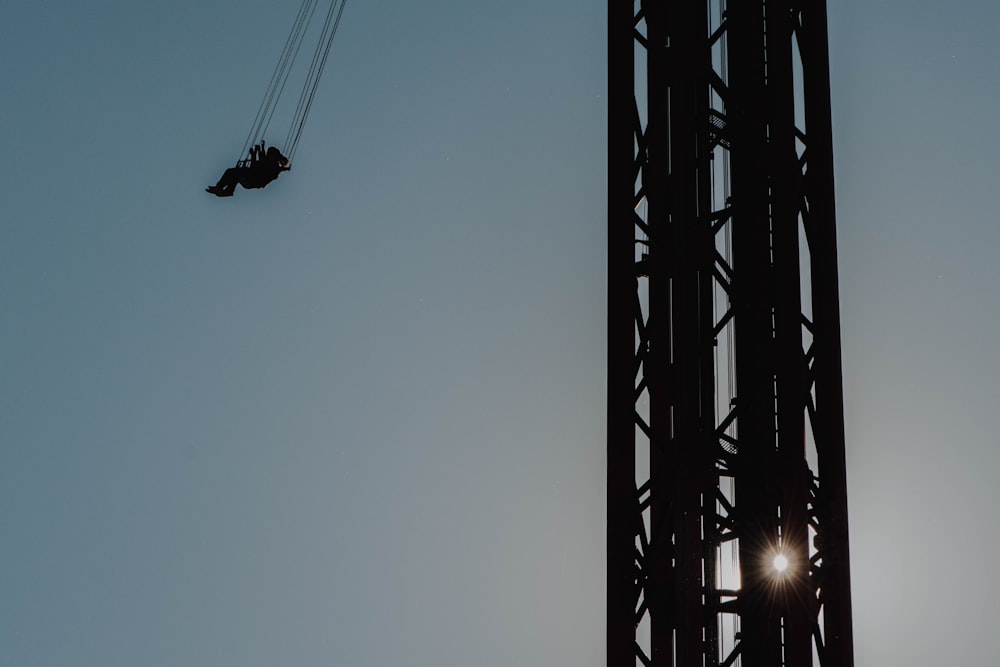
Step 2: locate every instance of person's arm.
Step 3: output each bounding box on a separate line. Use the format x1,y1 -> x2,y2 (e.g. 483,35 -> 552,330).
249,141 -> 267,163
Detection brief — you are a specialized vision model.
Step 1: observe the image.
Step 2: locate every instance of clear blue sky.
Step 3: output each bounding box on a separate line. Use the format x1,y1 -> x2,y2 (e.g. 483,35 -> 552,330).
1,1 -> 998,665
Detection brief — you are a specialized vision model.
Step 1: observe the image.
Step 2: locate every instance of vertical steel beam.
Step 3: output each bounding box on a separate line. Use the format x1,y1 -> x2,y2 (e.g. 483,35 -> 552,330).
766,2 -> 814,664
726,1 -> 783,664
607,0 -> 636,662
798,1 -> 855,664
642,1 -> 675,662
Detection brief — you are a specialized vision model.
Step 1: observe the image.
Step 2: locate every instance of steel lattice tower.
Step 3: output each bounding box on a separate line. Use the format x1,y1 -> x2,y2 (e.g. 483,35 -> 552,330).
607,1 -> 854,665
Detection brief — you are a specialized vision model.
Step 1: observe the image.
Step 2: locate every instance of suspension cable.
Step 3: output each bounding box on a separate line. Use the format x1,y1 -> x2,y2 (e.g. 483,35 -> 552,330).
239,0 -> 324,163
240,0 -> 313,161
285,0 -> 347,161
260,0 -> 323,143
235,0 -> 347,167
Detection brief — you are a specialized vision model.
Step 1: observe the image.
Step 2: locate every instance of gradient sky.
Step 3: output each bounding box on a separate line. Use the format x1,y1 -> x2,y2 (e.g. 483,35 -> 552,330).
2,1 -> 999,665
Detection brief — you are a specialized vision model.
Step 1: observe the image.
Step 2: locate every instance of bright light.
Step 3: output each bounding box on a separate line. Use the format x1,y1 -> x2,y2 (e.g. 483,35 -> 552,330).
773,554 -> 789,573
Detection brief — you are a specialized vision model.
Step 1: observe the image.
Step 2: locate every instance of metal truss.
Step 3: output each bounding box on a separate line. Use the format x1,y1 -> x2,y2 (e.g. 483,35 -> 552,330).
608,1 -> 855,665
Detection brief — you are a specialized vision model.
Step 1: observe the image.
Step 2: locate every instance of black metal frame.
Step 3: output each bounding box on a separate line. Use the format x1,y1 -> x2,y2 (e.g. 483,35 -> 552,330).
608,1 -> 854,664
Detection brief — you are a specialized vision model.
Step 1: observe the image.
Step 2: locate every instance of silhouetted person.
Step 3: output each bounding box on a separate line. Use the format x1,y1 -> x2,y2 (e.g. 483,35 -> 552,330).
206,142 -> 290,197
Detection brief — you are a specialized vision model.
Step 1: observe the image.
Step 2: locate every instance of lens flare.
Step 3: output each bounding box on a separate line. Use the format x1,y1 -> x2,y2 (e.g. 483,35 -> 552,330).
773,554 -> 789,573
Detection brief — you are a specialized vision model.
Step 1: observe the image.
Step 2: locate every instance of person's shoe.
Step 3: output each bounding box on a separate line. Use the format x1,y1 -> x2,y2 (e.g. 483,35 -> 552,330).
206,185 -> 224,196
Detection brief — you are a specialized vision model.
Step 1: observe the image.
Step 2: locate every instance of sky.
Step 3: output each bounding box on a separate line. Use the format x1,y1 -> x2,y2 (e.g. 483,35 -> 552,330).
1,1 -> 999,665
829,1 -> 1000,663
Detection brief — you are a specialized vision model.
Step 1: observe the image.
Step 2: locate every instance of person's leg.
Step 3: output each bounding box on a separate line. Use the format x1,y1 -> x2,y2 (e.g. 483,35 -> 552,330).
207,167 -> 241,196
